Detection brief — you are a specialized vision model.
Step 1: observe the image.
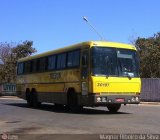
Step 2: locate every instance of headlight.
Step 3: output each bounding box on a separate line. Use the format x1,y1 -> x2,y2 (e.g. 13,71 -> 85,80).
96,97 -> 101,102
131,97 -> 135,102
135,97 -> 139,101
131,96 -> 139,102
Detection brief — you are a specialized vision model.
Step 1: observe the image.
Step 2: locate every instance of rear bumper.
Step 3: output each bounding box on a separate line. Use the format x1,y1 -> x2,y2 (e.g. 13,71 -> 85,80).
78,94 -> 140,106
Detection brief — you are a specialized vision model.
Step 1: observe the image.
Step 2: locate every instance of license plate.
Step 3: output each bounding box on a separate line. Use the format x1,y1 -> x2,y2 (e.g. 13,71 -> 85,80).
116,98 -> 124,102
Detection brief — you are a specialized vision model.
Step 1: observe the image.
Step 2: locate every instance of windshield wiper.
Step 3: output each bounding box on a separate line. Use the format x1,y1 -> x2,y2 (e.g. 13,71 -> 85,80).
94,74 -> 108,77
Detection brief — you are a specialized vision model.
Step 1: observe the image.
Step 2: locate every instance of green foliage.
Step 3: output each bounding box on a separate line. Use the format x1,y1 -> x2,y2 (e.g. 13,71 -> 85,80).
0,41 -> 36,83
135,32 -> 160,78
12,41 -> 36,59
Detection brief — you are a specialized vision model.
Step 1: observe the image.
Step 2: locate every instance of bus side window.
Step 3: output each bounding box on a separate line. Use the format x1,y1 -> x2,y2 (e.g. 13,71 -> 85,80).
39,57 -> 46,72
47,55 -> 56,70
24,61 -> 31,74
32,59 -> 38,72
17,62 -> 24,75
57,53 -> 66,69
67,50 -> 80,68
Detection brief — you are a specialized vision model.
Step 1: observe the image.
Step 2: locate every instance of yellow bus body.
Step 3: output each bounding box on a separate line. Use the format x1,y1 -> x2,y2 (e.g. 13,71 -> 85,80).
17,41 -> 141,111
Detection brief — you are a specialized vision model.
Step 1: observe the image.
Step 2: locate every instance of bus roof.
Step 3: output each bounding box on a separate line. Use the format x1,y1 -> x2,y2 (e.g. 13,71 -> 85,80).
18,41 -> 136,62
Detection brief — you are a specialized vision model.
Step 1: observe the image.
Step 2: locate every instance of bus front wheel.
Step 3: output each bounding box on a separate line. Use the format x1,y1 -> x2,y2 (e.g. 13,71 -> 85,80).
106,104 -> 121,113
67,90 -> 83,112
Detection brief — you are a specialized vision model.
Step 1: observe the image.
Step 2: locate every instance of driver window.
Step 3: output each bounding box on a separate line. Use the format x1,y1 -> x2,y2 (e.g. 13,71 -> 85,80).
81,50 -> 88,79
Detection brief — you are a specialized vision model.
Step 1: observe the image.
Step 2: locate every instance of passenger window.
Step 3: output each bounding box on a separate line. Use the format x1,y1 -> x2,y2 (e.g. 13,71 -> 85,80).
24,61 -> 31,73
39,57 -> 46,72
57,53 -> 66,69
17,63 -> 24,74
67,50 -> 80,67
48,55 -> 56,70
32,59 -> 38,72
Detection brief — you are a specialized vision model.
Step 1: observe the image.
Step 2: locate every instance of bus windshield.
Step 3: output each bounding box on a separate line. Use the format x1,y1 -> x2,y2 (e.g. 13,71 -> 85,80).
91,47 -> 139,77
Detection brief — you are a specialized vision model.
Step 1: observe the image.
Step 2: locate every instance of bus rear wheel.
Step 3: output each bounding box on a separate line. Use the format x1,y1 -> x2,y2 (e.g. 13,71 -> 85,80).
31,90 -> 41,108
26,89 -> 41,108
106,104 -> 121,113
26,90 -> 32,107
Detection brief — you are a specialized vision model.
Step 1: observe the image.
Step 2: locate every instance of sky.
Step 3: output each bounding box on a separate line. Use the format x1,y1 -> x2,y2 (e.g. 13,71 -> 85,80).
0,0 -> 160,54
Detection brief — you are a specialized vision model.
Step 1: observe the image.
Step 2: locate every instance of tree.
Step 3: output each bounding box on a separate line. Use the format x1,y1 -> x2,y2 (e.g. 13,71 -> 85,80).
12,41 -> 36,59
0,42 -> 12,64
135,32 -> 160,78
0,41 -> 36,83
0,42 -> 12,83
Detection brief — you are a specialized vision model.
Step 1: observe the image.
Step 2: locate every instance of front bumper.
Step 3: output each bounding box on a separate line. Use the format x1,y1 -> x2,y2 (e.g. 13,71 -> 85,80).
78,94 -> 140,106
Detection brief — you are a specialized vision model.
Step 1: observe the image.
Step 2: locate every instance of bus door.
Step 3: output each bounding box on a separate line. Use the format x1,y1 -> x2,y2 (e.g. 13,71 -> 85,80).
81,49 -> 89,95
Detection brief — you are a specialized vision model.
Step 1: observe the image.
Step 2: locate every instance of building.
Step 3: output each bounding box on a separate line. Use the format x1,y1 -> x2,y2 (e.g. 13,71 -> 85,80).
0,83 -> 16,96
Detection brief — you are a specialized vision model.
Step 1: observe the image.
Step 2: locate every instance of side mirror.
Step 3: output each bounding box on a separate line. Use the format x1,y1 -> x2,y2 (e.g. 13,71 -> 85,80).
127,72 -> 134,79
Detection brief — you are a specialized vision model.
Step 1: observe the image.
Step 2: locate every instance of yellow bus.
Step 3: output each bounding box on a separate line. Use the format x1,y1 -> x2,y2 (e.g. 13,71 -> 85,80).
16,41 -> 141,112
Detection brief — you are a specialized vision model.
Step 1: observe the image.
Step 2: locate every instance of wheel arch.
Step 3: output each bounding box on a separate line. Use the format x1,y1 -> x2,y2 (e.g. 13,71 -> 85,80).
67,87 -> 75,98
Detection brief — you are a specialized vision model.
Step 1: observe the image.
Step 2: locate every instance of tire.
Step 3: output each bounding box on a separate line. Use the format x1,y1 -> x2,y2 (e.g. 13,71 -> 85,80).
31,90 -> 41,108
106,104 -> 121,113
26,90 -> 32,107
67,90 -> 83,112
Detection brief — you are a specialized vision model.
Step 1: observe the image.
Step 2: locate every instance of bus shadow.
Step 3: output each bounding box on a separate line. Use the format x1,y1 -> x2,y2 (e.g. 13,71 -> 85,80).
5,102 -> 132,115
